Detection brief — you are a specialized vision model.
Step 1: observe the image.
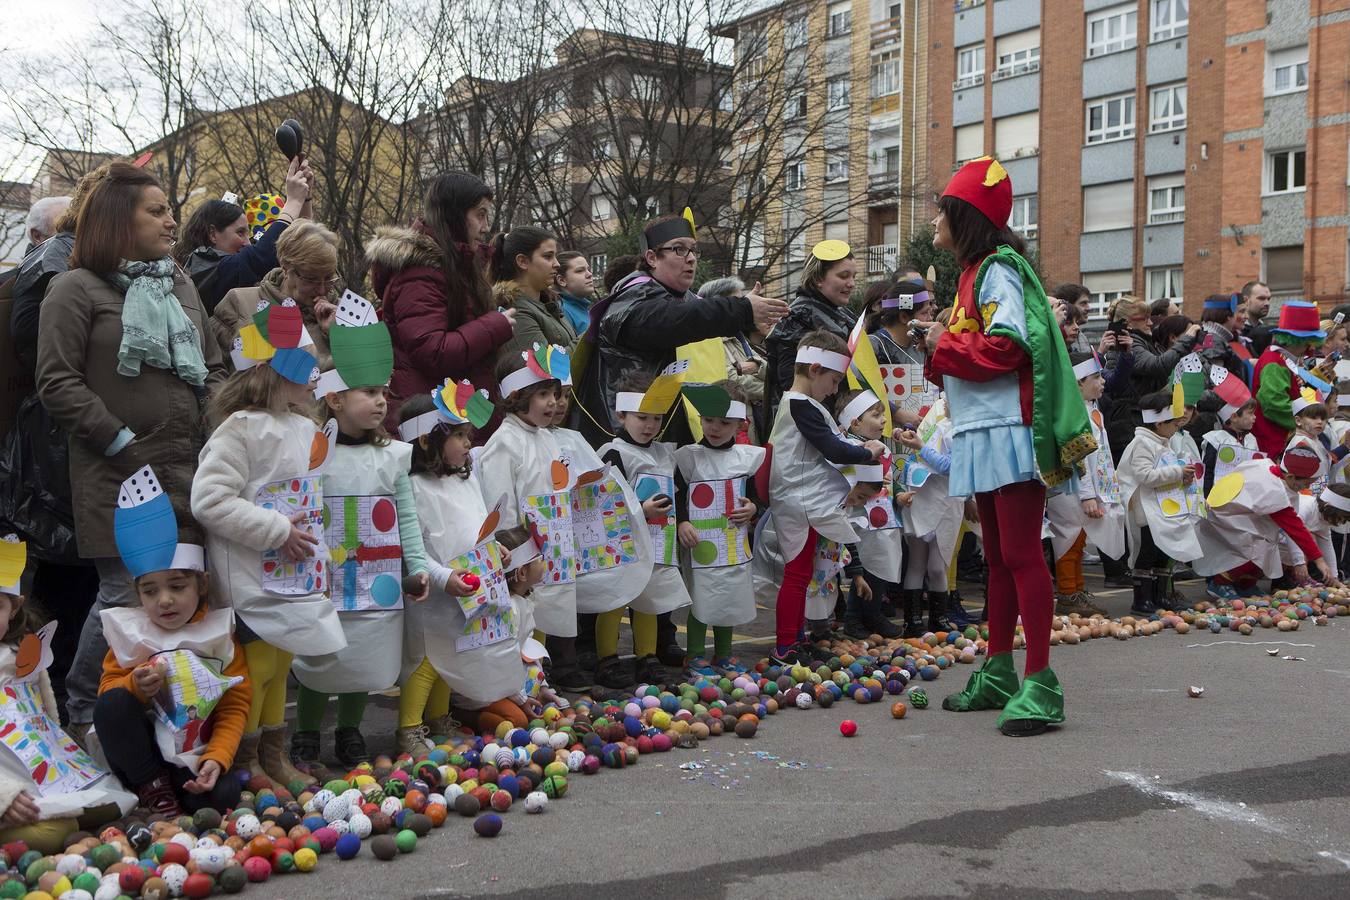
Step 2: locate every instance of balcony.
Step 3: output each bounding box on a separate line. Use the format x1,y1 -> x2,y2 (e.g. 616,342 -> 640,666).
953,73 -> 984,91
955,0 -> 986,9
871,17 -> 901,49
992,58 -> 1040,81
869,170 -> 900,193
867,244 -> 898,275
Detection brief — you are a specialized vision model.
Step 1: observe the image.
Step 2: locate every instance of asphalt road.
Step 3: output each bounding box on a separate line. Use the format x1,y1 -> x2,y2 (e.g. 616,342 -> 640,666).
262,573 -> 1350,899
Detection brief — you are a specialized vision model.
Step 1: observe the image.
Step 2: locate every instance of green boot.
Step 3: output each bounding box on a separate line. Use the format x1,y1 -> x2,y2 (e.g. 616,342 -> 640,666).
941,652 -> 1020,711
997,667 -> 1065,736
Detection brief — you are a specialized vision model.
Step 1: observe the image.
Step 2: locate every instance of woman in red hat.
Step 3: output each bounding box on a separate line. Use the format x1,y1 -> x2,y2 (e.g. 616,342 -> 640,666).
1251,300 -> 1326,458
925,157 -> 1095,736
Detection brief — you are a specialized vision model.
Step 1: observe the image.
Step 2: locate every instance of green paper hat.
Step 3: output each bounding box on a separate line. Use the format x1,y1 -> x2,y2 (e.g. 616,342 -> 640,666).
1171,352 -> 1205,406
682,384 -> 747,420
314,291 -> 393,395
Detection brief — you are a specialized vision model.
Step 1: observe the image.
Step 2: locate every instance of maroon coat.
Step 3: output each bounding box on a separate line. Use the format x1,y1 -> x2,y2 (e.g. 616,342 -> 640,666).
367,226 -> 513,438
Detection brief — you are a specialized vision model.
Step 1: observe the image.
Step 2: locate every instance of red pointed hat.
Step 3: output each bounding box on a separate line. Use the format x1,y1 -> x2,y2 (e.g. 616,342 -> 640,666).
941,156 -> 1013,230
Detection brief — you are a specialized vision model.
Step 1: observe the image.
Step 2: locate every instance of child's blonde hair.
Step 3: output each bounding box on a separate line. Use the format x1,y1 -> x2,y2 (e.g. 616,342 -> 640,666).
208,366 -> 316,430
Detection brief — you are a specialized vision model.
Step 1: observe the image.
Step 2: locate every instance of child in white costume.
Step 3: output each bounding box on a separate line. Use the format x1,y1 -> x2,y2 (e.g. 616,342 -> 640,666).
191,309 -> 344,787
1200,366 -> 1261,497
895,401 -> 965,636
596,367 -> 693,686
1044,352 -> 1121,617
395,380 -> 493,752
478,344 -> 589,692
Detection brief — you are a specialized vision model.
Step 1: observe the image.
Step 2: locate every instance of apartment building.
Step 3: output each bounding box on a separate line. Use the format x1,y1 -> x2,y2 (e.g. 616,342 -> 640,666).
928,0 -> 1350,316
715,0 -> 928,290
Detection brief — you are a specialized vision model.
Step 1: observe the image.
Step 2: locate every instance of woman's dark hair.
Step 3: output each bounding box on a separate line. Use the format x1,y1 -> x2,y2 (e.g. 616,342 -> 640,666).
489,225 -> 556,283
862,279 -> 897,331
1200,295 -> 1238,326
494,352 -> 559,413
423,171 -> 494,316
937,195 -> 1026,267
1152,314 -> 1192,349
1149,297 -> 1174,318
174,199 -> 245,265
401,392 -> 473,479
556,251 -> 586,277
1069,350 -> 1095,368
1052,283 -> 1090,304
1063,303 -> 1086,326
602,255 -> 639,293
70,163 -> 164,274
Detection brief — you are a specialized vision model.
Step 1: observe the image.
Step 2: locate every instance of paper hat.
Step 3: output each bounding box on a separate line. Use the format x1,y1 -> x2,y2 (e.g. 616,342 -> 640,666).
315,291 -> 393,397
231,299 -> 319,386
682,384 -> 747,420
1072,354 -> 1102,380
114,467 -> 204,579
1141,405 -> 1180,424
1292,389 -> 1323,416
399,378 -> 496,441
1273,301 -> 1326,339
615,360 -> 689,414
244,193 -> 284,241
1321,488 -> 1350,513
1168,353 -> 1205,412
838,390 -> 882,430
812,240 -> 851,262
500,343 -> 571,397
1280,442 -> 1322,478
639,215 -> 695,252
796,346 -> 851,373
841,461 -> 885,484
0,535 -> 25,597
1203,293 -> 1240,314
940,156 -> 1013,230
503,529 -> 543,574
1209,365 -> 1252,421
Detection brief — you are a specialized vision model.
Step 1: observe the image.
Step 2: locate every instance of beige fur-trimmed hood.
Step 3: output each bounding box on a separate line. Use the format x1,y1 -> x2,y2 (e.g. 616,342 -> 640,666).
365,225 -> 441,274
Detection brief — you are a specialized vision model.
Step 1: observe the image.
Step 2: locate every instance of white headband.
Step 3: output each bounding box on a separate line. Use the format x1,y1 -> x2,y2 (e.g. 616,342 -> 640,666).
796,346 -> 851,373
168,544 -> 205,573
500,366 -> 553,397
848,463 -> 885,482
1072,357 -> 1102,380
1141,407 -> 1180,423
504,539 -> 541,573
313,368 -> 349,398
614,392 -> 645,413
1292,397 -> 1317,415
838,391 -> 881,430
399,410 -> 446,442
1322,489 -> 1350,512
713,401 -> 748,420
1219,403 -> 1243,422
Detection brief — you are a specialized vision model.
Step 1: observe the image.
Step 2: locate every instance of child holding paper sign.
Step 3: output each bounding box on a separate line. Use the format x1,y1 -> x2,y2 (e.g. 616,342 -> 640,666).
192,306 -> 345,788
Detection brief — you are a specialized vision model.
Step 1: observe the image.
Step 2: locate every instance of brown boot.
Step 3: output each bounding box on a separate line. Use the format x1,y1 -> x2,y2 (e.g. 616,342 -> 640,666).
233,730 -> 261,777
136,771 -> 184,819
259,725 -> 316,789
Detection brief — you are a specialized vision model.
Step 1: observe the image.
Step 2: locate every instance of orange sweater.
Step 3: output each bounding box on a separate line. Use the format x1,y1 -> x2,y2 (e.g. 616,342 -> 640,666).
98,608 -> 252,772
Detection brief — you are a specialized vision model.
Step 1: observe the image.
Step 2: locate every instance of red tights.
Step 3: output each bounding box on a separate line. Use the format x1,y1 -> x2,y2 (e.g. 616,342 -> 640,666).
977,481 -> 1053,675
775,527 -> 818,652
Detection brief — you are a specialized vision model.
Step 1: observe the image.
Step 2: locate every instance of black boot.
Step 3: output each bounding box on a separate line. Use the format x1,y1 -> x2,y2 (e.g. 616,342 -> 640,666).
901,589 -> 924,638
926,591 -> 958,632
1129,571 -> 1158,616
1154,570 -> 1185,612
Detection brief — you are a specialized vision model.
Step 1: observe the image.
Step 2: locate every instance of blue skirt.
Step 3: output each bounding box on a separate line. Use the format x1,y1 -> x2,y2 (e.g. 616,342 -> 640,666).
948,424 -> 1039,496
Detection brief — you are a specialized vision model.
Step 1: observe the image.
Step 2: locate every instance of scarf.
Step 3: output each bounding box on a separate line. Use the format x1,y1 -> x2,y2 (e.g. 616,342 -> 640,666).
110,258 -> 208,386
975,246 -> 1095,486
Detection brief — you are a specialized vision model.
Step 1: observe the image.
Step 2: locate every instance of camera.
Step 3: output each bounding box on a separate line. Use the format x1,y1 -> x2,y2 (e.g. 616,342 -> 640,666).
1106,319 -> 1127,337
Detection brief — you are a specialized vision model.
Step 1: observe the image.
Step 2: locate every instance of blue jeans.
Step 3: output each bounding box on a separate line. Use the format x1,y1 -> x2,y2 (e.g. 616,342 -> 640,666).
64,557 -> 135,726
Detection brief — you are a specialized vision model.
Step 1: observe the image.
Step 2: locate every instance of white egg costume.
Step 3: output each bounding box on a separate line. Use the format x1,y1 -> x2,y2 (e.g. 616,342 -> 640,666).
676,442 -> 766,627
1193,458 -> 1296,578
768,391 -> 859,560
595,439 -> 692,614
1117,425 -> 1203,565
899,412 -> 965,571
1045,399 -> 1126,561
839,436 -> 904,584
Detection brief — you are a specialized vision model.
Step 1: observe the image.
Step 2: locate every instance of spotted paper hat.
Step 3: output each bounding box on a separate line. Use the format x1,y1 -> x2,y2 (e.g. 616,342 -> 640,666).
314,291 -> 393,398
1170,353 -> 1206,409
1209,365 -> 1252,422
0,535 -> 26,597
614,360 -> 689,414
114,467 -> 204,579
499,343 -> 571,397
244,193 -> 284,241
399,379 -> 496,441
231,299 -> 319,385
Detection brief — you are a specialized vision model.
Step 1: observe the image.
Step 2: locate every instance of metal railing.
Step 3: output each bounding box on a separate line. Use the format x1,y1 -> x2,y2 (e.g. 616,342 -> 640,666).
867,244 -> 898,275
953,73 -> 984,91
992,58 -> 1040,81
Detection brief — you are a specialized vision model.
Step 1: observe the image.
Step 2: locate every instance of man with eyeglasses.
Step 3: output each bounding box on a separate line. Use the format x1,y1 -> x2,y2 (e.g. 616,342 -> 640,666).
572,213 -> 788,447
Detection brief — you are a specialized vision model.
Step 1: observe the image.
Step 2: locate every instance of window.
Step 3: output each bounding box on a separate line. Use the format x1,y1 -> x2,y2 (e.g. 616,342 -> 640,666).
1267,46 -> 1308,96
955,44 -> 985,89
1150,0 -> 1187,42
1147,267 -> 1184,300
593,137 -> 614,160
631,74 -> 660,101
883,145 -> 900,174
1083,271 -> 1132,319
1264,247 -> 1303,293
825,220 -> 849,243
954,123 -> 984,164
994,29 -> 1040,79
1147,174 -> 1185,223
1082,181 -> 1133,232
591,195 -> 612,222
1266,148 -> 1307,194
828,1 -> 852,37
1149,83 -> 1186,132
589,254 -> 608,278
1009,195 -> 1038,238
871,51 -> 901,97
786,160 -> 806,191
1086,93 -> 1135,143
786,92 -> 807,119
994,111 -> 1039,159
784,14 -> 808,49
826,154 -> 849,182
1086,5 -> 1136,57
827,77 -> 851,110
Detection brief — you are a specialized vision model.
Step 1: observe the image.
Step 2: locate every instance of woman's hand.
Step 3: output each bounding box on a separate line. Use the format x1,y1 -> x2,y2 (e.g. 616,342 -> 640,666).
183,760 -> 221,794
736,359 -> 760,376
313,297 -> 337,333
677,522 -> 699,548
281,158 -> 310,219
1097,332 -> 1117,354
863,439 -> 886,459
747,291 -> 789,334
0,792 -> 40,827
280,511 -> 319,561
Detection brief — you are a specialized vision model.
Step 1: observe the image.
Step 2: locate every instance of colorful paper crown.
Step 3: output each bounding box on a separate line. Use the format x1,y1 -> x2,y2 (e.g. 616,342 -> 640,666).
1281,442 -> 1321,479
244,193 -> 284,241
941,156 -> 1013,230
500,343 -> 571,397
315,291 -> 394,397
1273,301 -> 1325,339
1209,365 -> 1252,421
399,378 -> 496,441
615,360 -> 689,415
231,299 -> 319,386
1171,352 -> 1206,409
682,384 -> 746,420
838,390 -> 882,430
0,535 -> 25,598
114,467 -> 204,579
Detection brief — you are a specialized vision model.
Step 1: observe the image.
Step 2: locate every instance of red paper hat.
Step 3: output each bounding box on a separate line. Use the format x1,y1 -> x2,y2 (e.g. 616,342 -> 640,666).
1281,443 -> 1321,478
1272,301 -> 1325,339
941,157 -> 1013,230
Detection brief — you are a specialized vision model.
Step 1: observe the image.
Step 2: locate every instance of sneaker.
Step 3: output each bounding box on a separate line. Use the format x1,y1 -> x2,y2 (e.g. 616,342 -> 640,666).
1206,580 -> 1239,602
714,657 -> 749,675
593,655 -> 634,690
549,666 -> 593,693
770,643 -> 812,667
333,726 -> 369,769
656,643 -> 687,669
290,729 -> 321,768
135,771 -> 183,819
1055,592 -> 1106,618
1235,582 -> 1264,598
424,713 -> 464,739
395,724 -> 434,756
635,654 -> 678,689
687,656 -> 718,678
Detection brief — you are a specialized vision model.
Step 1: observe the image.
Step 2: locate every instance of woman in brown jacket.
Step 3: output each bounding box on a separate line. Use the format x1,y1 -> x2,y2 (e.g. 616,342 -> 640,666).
211,220 -> 340,370
35,163 -> 227,738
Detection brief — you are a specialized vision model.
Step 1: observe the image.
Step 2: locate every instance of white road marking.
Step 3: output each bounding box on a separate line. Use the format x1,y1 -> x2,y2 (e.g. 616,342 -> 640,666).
1105,771 -> 1286,834
1318,850 -> 1350,869
1185,640 -> 1316,648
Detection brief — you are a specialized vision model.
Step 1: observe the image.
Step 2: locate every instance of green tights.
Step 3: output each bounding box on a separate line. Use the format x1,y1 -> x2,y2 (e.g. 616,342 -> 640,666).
685,613 -> 732,660
295,686 -> 368,732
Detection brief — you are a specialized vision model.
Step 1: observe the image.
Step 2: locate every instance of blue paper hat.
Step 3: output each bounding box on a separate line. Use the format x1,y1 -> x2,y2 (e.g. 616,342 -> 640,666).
1203,293 -> 1239,314
115,467 -> 204,579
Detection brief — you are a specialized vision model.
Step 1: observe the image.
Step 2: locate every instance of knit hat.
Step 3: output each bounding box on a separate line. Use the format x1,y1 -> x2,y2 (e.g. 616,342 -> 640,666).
940,157 -> 1013,230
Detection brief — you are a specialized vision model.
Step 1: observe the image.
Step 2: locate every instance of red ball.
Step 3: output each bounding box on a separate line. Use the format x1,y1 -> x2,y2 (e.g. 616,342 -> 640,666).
489,791 -> 512,812
159,843 -> 190,866
470,786 -> 492,807
312,826 -> 339,852
183,873 -> 214,899
839,719 -> 858,737
244,856 -> 272,882
635,735 -> 654,754
463,573 -> 481,590
120,867 -> 147,892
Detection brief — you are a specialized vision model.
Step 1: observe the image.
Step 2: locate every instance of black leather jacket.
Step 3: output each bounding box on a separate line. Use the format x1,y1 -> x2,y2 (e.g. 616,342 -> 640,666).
10,232 -> 75,376
763,287 -> 856,419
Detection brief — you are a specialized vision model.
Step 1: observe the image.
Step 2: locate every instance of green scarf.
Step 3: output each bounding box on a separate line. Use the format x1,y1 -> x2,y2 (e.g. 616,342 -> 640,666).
976,246 -> 1095,486
111,258 -> 208,386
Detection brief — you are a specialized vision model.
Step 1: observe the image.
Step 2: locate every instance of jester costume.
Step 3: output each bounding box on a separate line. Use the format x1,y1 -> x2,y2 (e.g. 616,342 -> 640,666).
927,157 -> 1095,736
1251,301 -> 1327,459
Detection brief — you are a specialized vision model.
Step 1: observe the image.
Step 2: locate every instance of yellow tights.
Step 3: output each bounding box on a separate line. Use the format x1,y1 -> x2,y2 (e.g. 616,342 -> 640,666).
243,641 -> 293,731
398,658 -> 451,728
595,608 -> 658,658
